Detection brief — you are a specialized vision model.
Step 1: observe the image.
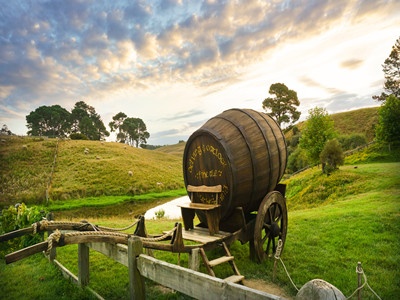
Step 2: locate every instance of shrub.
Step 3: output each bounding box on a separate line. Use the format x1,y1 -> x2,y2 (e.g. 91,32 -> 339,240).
338,133 -> 367,151
287,148 -> 310,173
0,203 -> 47,256
155,209 -> 165,219
320,139 -> 344,173
70,133 -> 88,140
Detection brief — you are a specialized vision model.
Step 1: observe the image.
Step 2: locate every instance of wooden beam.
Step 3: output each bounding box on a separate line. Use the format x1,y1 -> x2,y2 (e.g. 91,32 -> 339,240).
137,254 -> 286,300
186,185 -> 222,193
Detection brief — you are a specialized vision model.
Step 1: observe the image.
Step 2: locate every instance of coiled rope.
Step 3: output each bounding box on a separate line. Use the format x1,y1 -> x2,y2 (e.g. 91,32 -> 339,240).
32,219 -> 140,234
44,226 -> 178,255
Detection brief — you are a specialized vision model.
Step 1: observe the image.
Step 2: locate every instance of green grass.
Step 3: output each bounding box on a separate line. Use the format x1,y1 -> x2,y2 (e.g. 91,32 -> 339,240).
42,189 -> 187,212
0,136 -> 57,206
0,138 -> 185,206
51,140 -> 184,200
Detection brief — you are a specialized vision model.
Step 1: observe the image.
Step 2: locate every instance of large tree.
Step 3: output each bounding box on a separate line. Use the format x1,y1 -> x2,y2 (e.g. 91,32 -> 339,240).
373,36 -> 400,101
262,83 -> 300,127
375,95 -> 400,147
26,105 -> 71,137
299,107 -> 337,164
109,112 -> 127,143
71,101 -> 109,140
122,117 -> 150,147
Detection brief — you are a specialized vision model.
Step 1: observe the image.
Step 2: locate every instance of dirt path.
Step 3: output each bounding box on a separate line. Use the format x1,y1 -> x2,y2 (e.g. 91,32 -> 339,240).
243,279 -> 294,299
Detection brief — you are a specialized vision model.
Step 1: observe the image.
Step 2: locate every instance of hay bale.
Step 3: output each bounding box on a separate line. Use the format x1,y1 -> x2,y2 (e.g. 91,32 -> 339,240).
157,182 -> 163,186
296,279 -> 345,300
96,156 -> 101,160
128,171 -> 133,176
22,145 -> 28,150
124,146 -> 127,149
101,141 -> 104,145
84,148 -> 89,154
1,139 -> 6,143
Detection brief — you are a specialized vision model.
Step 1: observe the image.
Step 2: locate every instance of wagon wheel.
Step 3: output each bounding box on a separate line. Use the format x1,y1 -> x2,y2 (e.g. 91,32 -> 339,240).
254,191 -> 287,262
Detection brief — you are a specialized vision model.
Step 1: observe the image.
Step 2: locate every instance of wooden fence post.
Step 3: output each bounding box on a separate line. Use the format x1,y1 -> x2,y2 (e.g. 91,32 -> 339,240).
78,243 -> 90,287
46,212 -> 56,262
128,236 -> 145,300
188,248 -> 200,271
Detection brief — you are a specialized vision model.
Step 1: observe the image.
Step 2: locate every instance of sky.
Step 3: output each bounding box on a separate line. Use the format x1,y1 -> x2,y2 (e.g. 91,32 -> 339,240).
0,0 -> 399,145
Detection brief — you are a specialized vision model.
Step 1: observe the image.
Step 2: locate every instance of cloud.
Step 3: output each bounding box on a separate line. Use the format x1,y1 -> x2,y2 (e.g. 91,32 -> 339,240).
298,76 -> 344,94
340,59 -> 364,70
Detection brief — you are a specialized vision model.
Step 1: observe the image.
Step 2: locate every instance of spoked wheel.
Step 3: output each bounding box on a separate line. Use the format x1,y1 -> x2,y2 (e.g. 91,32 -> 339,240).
254,191 -> 287,262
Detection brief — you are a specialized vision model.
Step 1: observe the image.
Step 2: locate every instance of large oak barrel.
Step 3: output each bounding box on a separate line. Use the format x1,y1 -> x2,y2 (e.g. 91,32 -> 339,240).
183,108 -> 287,222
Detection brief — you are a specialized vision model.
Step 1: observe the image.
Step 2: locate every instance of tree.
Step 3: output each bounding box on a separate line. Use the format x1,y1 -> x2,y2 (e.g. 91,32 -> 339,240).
375,95 -> 400,147
109,112 -> 127,143
71,101 -> 109,140
121,117 -> 150,147
373,36 -> 400,101
262,83 -> 301,127
320,139 -> 344,173
26,105 -> 71,137
299,107 -> 337,164
0,124 -> 13,135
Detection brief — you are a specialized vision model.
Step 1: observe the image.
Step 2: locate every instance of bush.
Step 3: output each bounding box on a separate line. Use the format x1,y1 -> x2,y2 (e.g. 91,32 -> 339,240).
70,133 -> 88,140
320,139 -> 344,173
338,133 -> 367,151
287,148 -> 310,173
0,203 -> 47,256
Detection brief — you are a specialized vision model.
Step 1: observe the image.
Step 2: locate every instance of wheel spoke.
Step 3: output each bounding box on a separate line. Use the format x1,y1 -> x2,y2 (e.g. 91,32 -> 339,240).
268,207 -> 273,222
276,213 -> 282,222
265,237 -> 272,254
272,238 -> 276,253
264,222 -> 271,229
262,232 -> 269,244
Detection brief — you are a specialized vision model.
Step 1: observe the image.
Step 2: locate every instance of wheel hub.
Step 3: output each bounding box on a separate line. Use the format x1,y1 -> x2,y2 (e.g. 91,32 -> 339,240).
270,222 -> 280,237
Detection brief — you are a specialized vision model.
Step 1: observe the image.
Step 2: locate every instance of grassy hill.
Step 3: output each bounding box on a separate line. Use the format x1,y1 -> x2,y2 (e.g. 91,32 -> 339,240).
155,141 -> 186,156
0,137 -> 184,206
285,107 -> 378,141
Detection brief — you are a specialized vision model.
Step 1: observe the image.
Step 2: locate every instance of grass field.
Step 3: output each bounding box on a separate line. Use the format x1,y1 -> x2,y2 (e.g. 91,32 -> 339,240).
1,161 -> 398,299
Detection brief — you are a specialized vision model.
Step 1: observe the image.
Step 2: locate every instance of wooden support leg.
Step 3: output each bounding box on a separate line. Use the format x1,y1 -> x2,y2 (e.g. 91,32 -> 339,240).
180,208 -> 195,230
78,243 -> 89,287
188,248 -> 200,271
128,237 -> 145,300
204,209 -> 220,236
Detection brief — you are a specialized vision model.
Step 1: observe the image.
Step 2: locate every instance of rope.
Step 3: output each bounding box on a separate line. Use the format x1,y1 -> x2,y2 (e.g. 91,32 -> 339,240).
140,227 -> 177,242
32,220 -> 140,233
97,220 -> 139,232
45,229 -> 62,256
274,239 -> 299,292
346,265 -> 382,300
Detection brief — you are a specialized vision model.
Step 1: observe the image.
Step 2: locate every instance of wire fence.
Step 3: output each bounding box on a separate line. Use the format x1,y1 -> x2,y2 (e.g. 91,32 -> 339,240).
45,138 -> 60,205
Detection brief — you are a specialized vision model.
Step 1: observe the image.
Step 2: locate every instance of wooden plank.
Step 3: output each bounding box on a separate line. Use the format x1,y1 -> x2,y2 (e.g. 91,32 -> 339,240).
188,248 -> 200,271
128,237 -> 145,300
224,275 -> 244,284
187,185 -> 222,193
86,242 -> 128,267
137,254 -> 286,300
177,203 -> 220,210
53,259 -> 105,300
208,255 -> 234,267
181,228 -> 230,244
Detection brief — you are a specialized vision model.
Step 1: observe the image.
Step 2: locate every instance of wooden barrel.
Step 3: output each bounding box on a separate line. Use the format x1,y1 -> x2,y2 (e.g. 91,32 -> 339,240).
183,108 -> 287,222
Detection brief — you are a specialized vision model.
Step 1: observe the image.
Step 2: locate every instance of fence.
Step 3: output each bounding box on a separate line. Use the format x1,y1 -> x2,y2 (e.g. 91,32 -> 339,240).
48,237 -> 285,300
45,138 -> 60,204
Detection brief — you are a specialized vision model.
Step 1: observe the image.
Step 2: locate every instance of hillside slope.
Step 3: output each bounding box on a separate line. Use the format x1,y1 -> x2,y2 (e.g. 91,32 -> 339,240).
0,138 -> 184,205
51,140 -> 184,200
285,107 -> 378,140
0,136 -> 56,205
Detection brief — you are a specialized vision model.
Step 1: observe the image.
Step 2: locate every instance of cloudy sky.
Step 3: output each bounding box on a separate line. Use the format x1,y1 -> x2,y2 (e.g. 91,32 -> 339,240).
1,0 -> 399,145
